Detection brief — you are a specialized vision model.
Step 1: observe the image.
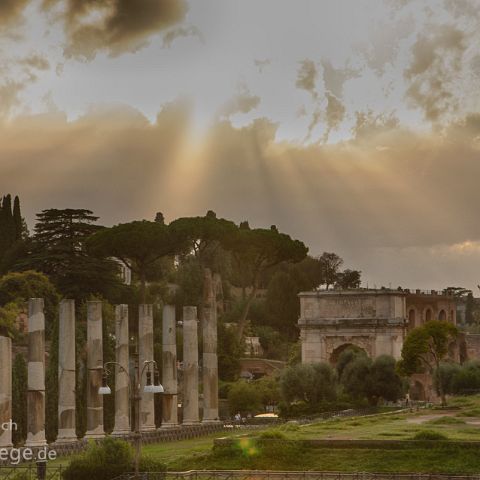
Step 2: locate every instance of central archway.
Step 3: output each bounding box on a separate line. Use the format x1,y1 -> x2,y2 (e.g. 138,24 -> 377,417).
329,343 -> 368,364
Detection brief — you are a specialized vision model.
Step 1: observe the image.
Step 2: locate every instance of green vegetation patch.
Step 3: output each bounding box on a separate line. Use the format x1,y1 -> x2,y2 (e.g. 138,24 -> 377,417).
426,416 -> 466,425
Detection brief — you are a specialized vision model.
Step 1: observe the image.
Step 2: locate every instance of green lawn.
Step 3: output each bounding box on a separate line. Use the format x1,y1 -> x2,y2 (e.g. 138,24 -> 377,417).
47,396 -> 480,474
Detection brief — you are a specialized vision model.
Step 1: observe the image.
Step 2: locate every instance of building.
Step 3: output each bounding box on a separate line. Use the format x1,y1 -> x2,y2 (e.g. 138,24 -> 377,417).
298,288 -> 459,401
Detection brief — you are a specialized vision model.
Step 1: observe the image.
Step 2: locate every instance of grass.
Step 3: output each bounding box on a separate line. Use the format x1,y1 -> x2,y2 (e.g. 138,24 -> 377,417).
47,395 -> 480,474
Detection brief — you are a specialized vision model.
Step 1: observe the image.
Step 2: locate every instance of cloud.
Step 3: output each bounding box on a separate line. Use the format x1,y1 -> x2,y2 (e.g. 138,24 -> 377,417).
20,54 -> 50,71
0,81 -> 25,117
404,25 -> 466,122
43,0 -> 188,60
323,93 -> 346,141
162,25 -> 203,48
296,59 -> 318,98
358,11 -> 415,76
0,0 -> 29,31
321,60 -> 359,99
218,88 -> 260,118
2,103 -> 480,288
0,100 -> 191,224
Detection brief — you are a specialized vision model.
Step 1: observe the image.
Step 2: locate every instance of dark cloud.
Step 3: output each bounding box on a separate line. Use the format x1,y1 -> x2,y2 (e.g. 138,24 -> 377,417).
43,0 -> 187,60
2,105 -> 480,288
0,0 -> 29,30
0,100 -> 191,224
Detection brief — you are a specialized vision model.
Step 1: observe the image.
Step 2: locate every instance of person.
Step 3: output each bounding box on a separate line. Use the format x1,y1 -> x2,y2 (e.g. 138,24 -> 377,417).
234,412 -> 241,422
405,393 -> 410,407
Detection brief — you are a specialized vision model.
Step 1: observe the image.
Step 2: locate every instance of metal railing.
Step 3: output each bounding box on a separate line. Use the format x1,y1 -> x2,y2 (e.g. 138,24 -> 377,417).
0,465 -> 64,480
112,471 -> 480,480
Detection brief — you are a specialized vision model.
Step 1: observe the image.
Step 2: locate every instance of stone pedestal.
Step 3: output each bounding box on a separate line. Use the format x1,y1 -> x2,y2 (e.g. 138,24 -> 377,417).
139,304 -> 155,431
182,306 -> 199,425
57,299 -> 77,443
112,304 -> 130,436
85,301 -> 104,439
0,334 -> 12,448
161,305 -> 178,428
202,269 -> 220,423
26,298 -> 47,447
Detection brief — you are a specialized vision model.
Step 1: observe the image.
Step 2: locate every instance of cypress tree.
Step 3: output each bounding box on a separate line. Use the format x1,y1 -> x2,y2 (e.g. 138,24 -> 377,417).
12,196 -> 23,240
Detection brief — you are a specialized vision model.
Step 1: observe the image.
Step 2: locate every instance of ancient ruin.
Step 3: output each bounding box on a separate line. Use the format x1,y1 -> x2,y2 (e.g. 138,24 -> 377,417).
57,299 -> 77,443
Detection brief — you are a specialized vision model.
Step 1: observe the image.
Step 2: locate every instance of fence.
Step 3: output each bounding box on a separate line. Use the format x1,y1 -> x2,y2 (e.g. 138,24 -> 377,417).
111,471 -> 480,480
0,465 -> 64,480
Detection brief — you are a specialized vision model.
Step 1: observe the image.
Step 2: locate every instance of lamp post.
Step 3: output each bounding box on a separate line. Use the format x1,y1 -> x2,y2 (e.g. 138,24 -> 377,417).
99,350 -> 163,479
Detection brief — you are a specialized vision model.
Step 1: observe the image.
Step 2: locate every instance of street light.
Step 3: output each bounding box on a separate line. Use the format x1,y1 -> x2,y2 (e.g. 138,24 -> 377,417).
99,354 -> 163,479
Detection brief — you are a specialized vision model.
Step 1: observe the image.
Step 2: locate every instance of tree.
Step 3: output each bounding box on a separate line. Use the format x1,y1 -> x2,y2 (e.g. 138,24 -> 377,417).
18,209 -> 120,301
0,194 -> 26,270
368,355 -> 404,404
340,355 -> 372,403
336,346 -> 368,379
87,220 -> 185,303
264,271 -> 299,339
227,381 -> 262,416
280,362 -> 337,411
319,252 -> 343,290
226,223 -> 308,339
0,270 -> 59,335
398,320 -> 458,405
335,269 -> 362,289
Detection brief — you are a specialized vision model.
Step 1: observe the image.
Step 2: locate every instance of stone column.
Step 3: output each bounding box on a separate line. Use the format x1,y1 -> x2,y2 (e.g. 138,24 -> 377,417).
57,300 -> 76,443
26,298 -> 47,447
202,269 -> 219,422
182,306 -> 199,425
0,333 -> 12,448
112,305 -> 130,435
139,304 -> 155,431
161,305 -> 178,428
85,301 -> 104,439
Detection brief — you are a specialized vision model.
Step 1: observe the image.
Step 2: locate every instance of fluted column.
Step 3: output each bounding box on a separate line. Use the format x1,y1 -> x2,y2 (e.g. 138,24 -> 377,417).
139,304 -> 155,431
57,299 -> 76,443
161,305 -> 178,427
182,306 -> 199,425
202,269 -> 219,422
0,333 -> 12,447
26,298 -> 47,447
85,301 -> 104,439
113,305 -> 130,435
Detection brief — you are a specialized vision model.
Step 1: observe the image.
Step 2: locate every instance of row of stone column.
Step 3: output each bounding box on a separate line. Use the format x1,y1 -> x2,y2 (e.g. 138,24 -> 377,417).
0,295 -> 219,447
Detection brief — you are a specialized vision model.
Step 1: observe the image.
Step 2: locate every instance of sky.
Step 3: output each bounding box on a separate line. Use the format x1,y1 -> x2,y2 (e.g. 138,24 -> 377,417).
1,0 -> 480,291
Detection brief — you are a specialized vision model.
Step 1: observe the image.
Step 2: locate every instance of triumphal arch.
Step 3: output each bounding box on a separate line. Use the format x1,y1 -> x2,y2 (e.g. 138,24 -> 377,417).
298,290 -> 407,364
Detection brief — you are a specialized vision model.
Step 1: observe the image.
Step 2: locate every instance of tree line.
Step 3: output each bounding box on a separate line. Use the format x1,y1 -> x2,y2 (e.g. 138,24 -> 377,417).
0,193 -> 363,442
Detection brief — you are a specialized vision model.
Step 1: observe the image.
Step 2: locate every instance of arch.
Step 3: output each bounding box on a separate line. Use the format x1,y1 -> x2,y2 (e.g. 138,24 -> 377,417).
425,308 -> 432,322
408,309 -> 416,329
450,310 -> 455,323
410,380 -> 426,401
438,309 -> 447,321
329,343 -> 368,364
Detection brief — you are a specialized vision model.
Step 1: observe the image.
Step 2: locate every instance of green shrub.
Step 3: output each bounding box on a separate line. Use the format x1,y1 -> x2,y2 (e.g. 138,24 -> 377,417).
138,456 -> 167,473
259,429 -> 286,440
412,430 -> 448,441
62,437 -> 160,480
